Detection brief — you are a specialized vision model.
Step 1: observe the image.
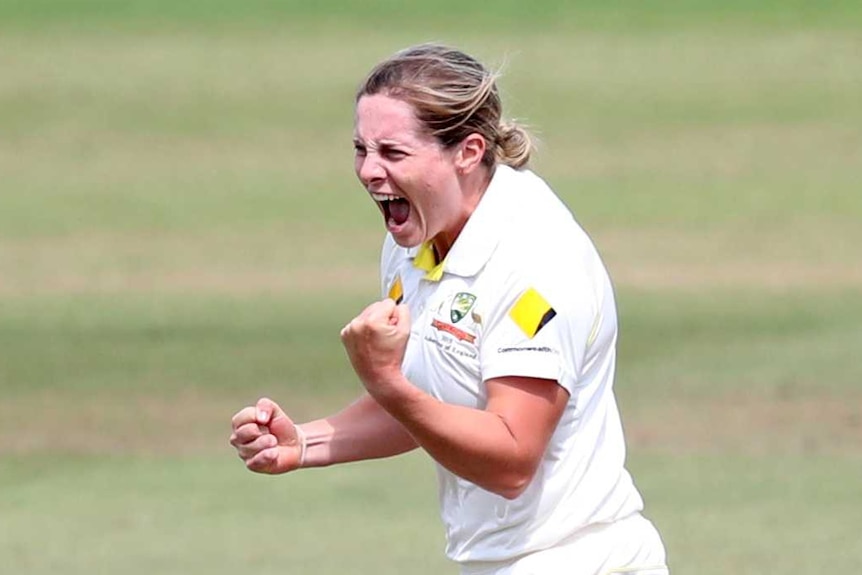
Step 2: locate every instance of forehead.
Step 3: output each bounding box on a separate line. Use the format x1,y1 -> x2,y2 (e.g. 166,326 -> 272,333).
354,94 -> 428,143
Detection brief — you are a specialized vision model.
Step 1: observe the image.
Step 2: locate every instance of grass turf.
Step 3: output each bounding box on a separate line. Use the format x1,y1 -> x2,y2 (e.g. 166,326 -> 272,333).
2,2 -> 861,573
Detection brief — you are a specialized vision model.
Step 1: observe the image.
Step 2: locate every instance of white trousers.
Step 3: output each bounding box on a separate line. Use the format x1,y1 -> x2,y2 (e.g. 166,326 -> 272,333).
460,512 -> 669,575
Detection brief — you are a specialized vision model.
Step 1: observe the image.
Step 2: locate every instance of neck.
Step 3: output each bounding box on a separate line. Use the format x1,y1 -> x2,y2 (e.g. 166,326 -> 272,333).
432,165 -> 494,260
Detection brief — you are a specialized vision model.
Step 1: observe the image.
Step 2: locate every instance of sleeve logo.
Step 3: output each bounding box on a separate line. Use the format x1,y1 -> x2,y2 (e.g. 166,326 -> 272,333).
509,287 -> 556,338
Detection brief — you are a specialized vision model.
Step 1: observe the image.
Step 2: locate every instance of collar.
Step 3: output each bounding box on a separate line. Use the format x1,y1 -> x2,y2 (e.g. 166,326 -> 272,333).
411,241 -> 447,281
408,165 -> 518,281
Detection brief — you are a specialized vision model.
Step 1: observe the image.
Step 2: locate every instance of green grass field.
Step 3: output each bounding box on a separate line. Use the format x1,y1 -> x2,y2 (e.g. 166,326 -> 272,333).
2,2 -> 861,573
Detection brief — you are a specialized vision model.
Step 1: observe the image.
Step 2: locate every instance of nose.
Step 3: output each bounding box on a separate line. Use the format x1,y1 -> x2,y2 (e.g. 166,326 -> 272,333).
356,153 -> 385,190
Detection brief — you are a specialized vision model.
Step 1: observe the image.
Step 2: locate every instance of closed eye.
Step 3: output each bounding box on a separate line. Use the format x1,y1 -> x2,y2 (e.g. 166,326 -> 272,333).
380,146 -> 407,160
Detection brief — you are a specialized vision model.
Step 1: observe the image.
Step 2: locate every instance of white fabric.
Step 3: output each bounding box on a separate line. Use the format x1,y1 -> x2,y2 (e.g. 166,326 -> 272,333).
379,166 -> 656,566
459,512 -> 668,575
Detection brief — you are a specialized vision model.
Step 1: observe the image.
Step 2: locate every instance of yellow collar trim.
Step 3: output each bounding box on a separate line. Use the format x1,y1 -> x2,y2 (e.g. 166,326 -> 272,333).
413,241 -> 446,281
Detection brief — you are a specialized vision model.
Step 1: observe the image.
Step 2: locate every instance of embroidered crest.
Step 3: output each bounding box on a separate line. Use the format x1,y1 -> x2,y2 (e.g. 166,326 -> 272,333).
431,318 -> 476,344
450,292 -> 477,323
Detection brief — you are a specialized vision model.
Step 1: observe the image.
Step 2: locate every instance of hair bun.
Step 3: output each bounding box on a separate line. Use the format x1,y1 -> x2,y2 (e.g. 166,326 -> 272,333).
495,120 -> 533,169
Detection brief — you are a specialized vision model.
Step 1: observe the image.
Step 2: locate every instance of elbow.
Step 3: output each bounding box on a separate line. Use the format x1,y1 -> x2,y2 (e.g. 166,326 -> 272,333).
484,448 -> 543,500
489,470 -> 534,500
497,485 -> 527,501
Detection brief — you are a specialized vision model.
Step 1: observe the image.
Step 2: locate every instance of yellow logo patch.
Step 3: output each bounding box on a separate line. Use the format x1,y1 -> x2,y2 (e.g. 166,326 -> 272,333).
388,276 -> 404,304
509,288 -> 556,338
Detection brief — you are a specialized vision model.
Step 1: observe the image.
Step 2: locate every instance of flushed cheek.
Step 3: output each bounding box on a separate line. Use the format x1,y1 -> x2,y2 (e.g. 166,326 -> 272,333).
416,189 -> 450,229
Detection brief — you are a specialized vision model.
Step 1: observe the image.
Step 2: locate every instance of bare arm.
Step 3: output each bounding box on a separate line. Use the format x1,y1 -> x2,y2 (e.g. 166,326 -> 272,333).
376,374 -> 567,499
229,393 -> 417,475
341,299 -> 568,499
299,392 -> 418,467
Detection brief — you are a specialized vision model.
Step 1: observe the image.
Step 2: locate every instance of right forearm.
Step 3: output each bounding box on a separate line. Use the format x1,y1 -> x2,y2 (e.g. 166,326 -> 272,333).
298,393 -> 418,468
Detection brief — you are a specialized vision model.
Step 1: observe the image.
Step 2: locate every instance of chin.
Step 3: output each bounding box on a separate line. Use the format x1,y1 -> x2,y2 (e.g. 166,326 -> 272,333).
391,235 -> 422,248
388,226 -> 425,248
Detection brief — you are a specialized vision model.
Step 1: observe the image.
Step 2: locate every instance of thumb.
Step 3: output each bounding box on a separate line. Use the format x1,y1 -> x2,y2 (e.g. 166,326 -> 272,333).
392,303 -> 411,330
269,407 -> 298,446
256,397 -> 297,445
255,397 -> 279,425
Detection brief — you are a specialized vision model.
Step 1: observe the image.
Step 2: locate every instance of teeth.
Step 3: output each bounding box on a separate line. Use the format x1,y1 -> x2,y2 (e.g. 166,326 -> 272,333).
371,193 -> 401,202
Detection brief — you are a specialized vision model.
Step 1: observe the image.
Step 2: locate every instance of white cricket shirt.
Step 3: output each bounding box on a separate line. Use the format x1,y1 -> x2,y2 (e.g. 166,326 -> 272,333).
379,165 -> 644,564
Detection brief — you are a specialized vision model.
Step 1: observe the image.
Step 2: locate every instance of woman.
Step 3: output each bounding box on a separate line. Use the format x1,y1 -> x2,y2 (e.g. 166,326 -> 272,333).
230,43 -> 669,575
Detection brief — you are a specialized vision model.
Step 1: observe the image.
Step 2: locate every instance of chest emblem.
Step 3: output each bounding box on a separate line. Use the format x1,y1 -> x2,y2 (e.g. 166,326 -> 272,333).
450,292 -> 477,323
428,292 -> 480,346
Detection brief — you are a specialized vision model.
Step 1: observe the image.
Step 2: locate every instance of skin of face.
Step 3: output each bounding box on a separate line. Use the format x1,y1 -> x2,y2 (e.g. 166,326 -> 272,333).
353,93 -> 487,259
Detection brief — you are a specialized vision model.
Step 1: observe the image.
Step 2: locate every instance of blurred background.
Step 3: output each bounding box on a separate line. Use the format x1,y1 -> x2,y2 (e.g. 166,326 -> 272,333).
1,1 -> 860,573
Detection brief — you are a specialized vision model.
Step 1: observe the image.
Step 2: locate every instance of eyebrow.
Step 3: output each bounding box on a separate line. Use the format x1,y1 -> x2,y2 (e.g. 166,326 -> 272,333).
352,138 -> 412,150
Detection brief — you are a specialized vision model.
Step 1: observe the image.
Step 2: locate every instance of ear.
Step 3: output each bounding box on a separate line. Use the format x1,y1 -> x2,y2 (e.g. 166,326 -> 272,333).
455,133 -> 487,174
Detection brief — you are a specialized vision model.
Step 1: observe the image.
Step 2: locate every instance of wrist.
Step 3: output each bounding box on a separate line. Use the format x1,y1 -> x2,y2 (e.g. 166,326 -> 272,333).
295,421 -> 334,468
294,425 -> 307,468
368,373 -> 425,416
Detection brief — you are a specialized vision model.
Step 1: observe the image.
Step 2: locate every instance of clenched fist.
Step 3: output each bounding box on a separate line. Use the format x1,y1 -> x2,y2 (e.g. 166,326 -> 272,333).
340,298 -> 411,401
229,397 -> 303,474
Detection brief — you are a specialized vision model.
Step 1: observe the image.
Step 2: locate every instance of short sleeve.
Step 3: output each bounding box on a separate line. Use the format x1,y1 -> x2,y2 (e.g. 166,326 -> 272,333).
480,274 -> 601,396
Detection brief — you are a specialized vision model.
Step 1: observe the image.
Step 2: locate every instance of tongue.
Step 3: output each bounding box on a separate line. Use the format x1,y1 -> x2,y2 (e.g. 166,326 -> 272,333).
388,199 -> 410,225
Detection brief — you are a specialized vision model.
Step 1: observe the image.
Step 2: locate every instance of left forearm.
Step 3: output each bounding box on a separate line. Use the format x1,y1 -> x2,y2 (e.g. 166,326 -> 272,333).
372,378 -> 536,499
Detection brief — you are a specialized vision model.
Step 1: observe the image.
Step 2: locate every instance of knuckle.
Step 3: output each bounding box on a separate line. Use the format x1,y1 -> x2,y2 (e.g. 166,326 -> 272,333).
240,446 -> 259,460
231,406 -> 253,427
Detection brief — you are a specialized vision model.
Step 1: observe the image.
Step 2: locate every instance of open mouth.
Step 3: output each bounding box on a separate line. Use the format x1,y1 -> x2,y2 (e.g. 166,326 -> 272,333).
371,193 -> 411,227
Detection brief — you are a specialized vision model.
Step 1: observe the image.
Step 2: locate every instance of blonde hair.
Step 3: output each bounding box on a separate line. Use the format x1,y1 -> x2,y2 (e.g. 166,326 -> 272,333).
357,43 -> 533,169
